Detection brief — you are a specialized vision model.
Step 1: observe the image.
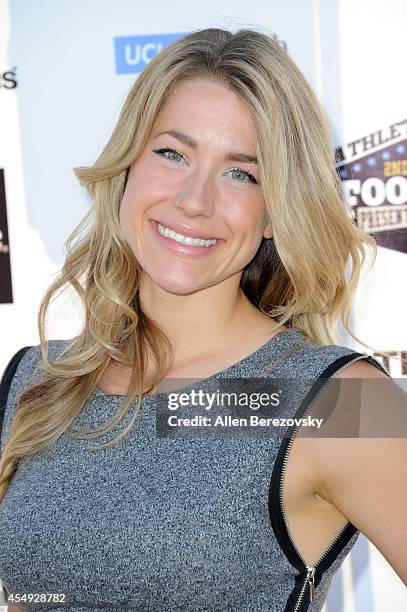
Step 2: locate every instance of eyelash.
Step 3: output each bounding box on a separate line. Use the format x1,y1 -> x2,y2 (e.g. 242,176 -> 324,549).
152,147 -> 258,185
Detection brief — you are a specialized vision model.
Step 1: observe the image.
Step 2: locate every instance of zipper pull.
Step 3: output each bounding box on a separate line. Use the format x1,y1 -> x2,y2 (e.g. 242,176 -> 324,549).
306,566 -> 316,602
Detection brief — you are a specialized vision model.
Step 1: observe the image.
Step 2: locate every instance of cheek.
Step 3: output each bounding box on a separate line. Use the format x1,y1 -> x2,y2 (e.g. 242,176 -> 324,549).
120,166 -> 174,226
119,168 -> 152,231
232,197 -> 267,241
119,195 -> 133,241
229,201 -> 268,265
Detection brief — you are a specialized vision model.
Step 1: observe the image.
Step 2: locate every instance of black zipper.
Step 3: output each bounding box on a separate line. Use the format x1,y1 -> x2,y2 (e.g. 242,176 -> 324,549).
269,353 -> 390,612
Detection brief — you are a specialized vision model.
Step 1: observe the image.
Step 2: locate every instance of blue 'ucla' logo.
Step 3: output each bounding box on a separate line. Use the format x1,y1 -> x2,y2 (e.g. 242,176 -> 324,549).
114,33 -> 188,74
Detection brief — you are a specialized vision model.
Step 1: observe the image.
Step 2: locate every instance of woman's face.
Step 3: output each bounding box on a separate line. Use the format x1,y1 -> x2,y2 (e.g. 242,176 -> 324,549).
119,77 -> 272,295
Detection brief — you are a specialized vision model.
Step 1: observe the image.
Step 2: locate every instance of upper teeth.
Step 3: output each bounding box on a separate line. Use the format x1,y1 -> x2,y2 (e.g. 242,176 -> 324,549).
156,222 -> 217,247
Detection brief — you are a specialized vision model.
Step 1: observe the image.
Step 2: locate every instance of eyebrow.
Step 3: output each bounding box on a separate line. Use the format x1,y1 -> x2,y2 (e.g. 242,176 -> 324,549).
153,129 -> 258,164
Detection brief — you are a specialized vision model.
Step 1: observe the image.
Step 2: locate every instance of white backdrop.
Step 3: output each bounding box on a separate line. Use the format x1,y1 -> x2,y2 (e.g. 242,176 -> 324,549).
0,0 -> 406,610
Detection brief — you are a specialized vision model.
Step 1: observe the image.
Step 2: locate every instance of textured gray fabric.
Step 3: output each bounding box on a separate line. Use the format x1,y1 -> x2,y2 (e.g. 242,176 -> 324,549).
0,328 -> 386,611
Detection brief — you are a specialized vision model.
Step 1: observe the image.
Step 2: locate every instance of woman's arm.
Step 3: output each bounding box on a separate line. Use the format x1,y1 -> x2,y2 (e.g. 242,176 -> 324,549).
315,359 -> 407,586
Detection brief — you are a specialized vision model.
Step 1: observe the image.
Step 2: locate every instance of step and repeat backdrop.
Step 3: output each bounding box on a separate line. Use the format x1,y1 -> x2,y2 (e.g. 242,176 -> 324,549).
0,0 -> 406,610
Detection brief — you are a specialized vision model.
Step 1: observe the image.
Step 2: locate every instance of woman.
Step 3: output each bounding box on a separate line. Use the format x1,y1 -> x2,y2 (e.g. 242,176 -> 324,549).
0,28 -> 406,612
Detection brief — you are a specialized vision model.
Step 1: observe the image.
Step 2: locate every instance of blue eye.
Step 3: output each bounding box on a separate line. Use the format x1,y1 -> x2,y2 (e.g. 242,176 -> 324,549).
153,148 -> 257,185
227,167 -> 258,184
153,147 -> 186,163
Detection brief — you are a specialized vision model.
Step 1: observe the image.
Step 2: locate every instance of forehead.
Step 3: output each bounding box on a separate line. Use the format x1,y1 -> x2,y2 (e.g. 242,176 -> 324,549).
152,78 -> 257,147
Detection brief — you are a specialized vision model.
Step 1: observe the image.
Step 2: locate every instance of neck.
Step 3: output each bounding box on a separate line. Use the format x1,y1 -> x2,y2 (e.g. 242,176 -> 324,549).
138,272 -> 273,365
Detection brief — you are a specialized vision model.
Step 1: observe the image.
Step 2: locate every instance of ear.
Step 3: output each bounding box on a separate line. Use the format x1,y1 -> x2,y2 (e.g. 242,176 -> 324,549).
263,221 -> 273,240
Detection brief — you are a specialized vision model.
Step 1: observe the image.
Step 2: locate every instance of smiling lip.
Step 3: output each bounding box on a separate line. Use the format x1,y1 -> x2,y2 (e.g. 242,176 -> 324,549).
150,220 -> 222,256
151,219 -> 218,241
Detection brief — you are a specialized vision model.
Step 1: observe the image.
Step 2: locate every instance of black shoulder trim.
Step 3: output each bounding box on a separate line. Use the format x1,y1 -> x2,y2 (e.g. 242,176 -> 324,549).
0,346 -> 33,438
268,351 -> 382,611
359,354 -> 391,377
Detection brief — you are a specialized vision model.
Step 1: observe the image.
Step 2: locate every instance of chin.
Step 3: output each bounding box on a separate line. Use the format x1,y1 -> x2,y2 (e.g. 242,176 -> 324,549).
149,272 -> 207,296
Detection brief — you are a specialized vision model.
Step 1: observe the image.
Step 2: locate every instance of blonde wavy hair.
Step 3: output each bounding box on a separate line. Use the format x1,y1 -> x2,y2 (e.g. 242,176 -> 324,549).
0,27 -> 391,502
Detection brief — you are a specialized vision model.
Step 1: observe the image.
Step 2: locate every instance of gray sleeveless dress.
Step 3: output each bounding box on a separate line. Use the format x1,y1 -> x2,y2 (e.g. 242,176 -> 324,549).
0,327 -> 389,611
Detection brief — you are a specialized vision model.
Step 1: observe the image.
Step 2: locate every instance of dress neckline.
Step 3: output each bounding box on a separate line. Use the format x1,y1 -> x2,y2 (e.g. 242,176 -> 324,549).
91,326 -> 304,402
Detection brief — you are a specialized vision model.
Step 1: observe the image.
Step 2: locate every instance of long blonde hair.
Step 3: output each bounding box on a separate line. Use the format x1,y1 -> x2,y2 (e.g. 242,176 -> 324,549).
0,27 -> 389,502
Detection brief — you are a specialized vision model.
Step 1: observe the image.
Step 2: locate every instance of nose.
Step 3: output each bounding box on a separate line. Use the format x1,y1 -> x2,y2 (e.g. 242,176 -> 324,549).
172,171 -> 215,218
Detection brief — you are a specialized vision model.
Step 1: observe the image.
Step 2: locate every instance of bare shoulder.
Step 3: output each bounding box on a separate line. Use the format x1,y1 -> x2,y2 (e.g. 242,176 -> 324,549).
333,357 -> 388,379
